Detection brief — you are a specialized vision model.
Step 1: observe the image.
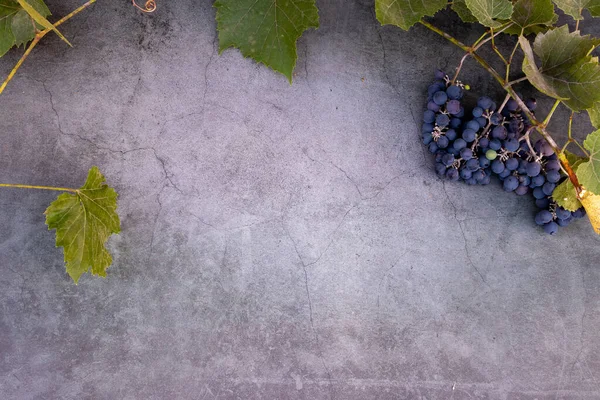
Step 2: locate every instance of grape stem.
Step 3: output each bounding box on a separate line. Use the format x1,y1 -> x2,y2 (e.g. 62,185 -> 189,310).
0,183 -> 77,193
0,0 -> 97,95
419,19 -> 582,196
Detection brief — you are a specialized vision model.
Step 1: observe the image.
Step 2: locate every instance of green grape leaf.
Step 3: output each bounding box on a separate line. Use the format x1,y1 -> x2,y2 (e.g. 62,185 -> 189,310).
576,129 -> 600,194
552,0 -> 595,19
464,0 -> 513,28
511,0 -> 556,29
0,0 -> 51,56
374,0 -> 447,30
45,166 -> 120,283
553,178 -> 582,211
565,150 -> 588,167
588,103 -> 600,128
16,0 -> 70,46
589,0 -> 600,16
520,26 -> 600,111
453,0 -> 478,23
214,0 -> 319,83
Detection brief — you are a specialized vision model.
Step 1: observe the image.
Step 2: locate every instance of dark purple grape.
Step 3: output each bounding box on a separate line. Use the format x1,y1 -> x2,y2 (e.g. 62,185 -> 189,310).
446,168 -> 460,181
453,138 -> 467,150
433,91 -> 448,106
492,126 -> 507,140
462,129 -> 477,142
436,113 -> 450,127
503,175 -> 519,191
446,100 -> 461,115
424,110 -> 435,123
505,158 -> 519,170
445,129 -> 458,141
543,221 -> 559,235
526,162 -> 542,177
542,182 -> 556,196
535,210 -> 553,225
515,185 -> 529,195
446,85 -> 463,100
525,98 -> 537,111
546,170 -> 561,183
478,96 -> 493,110
460,148 -> 473,160
437,135 -> 449,148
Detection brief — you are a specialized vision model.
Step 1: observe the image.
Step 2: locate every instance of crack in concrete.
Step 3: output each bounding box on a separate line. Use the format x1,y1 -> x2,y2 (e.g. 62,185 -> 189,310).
442,181 -> 489,287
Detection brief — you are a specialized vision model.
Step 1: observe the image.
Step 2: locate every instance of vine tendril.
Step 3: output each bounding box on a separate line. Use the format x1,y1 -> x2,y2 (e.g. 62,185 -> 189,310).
132,0 -> 156,12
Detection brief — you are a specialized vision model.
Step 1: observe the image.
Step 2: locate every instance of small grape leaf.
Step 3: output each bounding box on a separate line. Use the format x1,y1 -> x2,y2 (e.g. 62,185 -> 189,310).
519,26 -> 600,111
588,103 -> 600,128
16,0 -> 70,46
553,178 -> 582,211
374,0 -> 447,30
465,0 -> 513,28
511,0 -> 556,29
214,0 -> 319,83
452,0 -> 478,23
552,0 -> 597,19
45,166 -> 120,283
576,129 -> 600,194
0,0 -> 51,56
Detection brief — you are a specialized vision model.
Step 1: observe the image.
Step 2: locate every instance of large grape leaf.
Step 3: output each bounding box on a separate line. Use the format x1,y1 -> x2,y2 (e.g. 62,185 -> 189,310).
45,167 -> 120,283
0,0 -> 51,56
520,26 -> 600,111
576,129 -> 600,194
374,0 -> 447,30
465,0 -> 513,28
511,0 -> 556,29
552,0 -> 600,19
214,0 -> 319,83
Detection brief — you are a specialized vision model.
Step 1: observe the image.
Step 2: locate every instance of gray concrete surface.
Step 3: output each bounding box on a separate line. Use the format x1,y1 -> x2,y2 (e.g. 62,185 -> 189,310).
1,1 -> 600,398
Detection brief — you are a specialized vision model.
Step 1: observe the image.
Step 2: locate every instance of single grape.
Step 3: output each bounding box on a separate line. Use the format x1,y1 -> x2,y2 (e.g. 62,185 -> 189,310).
472,170 -> 485,182
557,217 -> 571,227
450,118 -> 462,129
478,137 -> 489,148
543,221 -> 559,235
515,185 -> 529,195
498,168 -> 511,179
445,129 -> 458,141
442,153 -> 455,166
472,107 -> 484,118
535,210 -> 553,225
427,101 -> 440,112
446,100 -> 461,115
462,129 -> 477,142
460,168 -> 472,180
534,139 -> 554,156
490,113 -> 503,125
460,148 -> 473,160
526,162 -> 542,177
517,160 -> 528,175
491,160 -> 505,174
531,174 -> 545,187
545,160 -> 560,171
422,133 -> 434,145
504,139 -> 520,152
435,153 -> 444,163
506,99 -> 518,112
466,158 -> 480,171
436,113 -> 450,127
422,123 -> 434,133
424,110 -> 436,123
491,126 -> 507,140
572,208 -> 586,218
507,119 -> 520,134
453,138 -> 467,150
428,81 -> 446,97
503,175 -> 519,191
433,91 -> 448,106
533,187 -> 546,199
546,170 -> 561,183
446,85 -> 463,100
489,139 -> 502,151
446,168 -> 460,181
519,175 -> 531,187
456,108 -> 465,118
435,163 -> 447,176
434,69 -> 446,80
466,120 -> 480,131
525,98 -> 537,111
485,150 -> 497,161
476,117 -> 487,128
479,175 -> 491,185
505,158 -> 519,171
477,96 -> 493,110
437,135 -> 449,148
556,207 -> 571,220
542,182 -> 556,196
429,142 -> 439,154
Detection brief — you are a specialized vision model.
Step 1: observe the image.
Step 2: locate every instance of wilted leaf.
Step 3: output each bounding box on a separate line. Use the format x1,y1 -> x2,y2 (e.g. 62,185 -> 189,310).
520,26 -> 600,111
579,191 -> 600,234
465,0 -> 513,28
214,0 -> 319,83
375,0 -> 447,30
45,166 -> 120,283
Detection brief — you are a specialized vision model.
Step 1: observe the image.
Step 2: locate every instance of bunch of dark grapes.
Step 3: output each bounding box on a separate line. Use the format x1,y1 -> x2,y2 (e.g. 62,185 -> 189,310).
422,70 -> 586,235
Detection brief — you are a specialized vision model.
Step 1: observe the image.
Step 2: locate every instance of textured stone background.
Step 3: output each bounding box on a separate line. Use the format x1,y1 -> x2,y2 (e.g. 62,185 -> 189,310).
1,1 -> 600,399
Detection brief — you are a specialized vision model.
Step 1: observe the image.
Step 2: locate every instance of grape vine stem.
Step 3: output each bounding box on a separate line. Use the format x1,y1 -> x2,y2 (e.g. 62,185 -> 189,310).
0,183 -> 77,193
0,0 -> 97,95
419,19 -> 582,196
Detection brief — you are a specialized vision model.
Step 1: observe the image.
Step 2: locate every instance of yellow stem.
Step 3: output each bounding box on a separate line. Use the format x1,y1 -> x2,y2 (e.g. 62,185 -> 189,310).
0,183 -> 77,193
